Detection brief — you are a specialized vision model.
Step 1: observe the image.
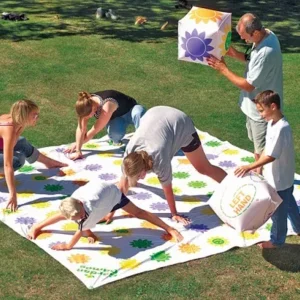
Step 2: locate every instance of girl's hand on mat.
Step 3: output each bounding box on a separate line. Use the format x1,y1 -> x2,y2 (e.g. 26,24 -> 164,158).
69,151 -> 83,161
168,228 -> 183,243
172,214 -> 190,225
234,165 -> 251,177
6,194 -> 17,212
64,143 -> 76,154
51,243 -> 71,251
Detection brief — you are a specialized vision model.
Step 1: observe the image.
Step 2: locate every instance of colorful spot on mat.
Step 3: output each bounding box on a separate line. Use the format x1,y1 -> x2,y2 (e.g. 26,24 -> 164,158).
31,202 -> 51,209
32,175 -> 48,181
83,143 -> 100,149
55,147 -> 65,153
36,232 -> 53,240
219,160 -> 237,168
62,169 -> 76,176
2,179 -> 21,188
240,231 -> 260,240
49,241 -> 66,249
79,235 -> 102,243
205,140 -> 222,147
19,165 -> 35,173
113,227 -> 132,236
189,7 -> 223,24
146,177 -> 160,185
97,153 -> 114,158
120,259 -> 140,270
206,191 -> 214,199
73,179 -> 89,186
161,233 -> 176,243
241,156 -> 255,163
62,222 -> 78,231
15,217 -> 36,225
0,196 -> 7,204
99,246 -> 121,256
141,221 -> 159,230
178,158 -> 190,165
206,154 -> 219,160
182,196 -> 201,205
2,208 -> 21,215
179,243 -> 201,254
173,172 -> 190,179
150,202 -> 169,211
98,173 -> 118,181
150,250 -> 171,262
130,239 -> 153,249
77,266 -> 118,278
131,192 -> 152,200
46,210 -> 60,218
44,184 -> 64,192
172,186 -> 182,195
68,254 -> 91,264
181,29 -> 214,62
198,133 -> 206,140
85,164 -> 102,171
201,206 -> 215,216
187,223 -> 209,233
208,236 -> 229,247
58,194 -> 71,200
17,190 -> 34,198
223,149 -> 239,155
265,223 -> 272,231
188,181 -> 207,188
113,159 -> 122,166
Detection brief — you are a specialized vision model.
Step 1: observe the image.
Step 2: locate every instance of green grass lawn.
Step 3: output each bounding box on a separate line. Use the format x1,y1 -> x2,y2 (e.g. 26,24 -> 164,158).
1,0 -> 300,299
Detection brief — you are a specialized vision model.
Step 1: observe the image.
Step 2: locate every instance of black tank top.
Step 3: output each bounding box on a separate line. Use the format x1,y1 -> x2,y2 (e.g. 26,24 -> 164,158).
92,90 -> 137,121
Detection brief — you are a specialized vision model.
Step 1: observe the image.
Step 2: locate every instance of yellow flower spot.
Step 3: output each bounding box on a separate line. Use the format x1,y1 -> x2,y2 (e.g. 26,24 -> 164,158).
46,210 -> 60,218
178,158 -> 190,165
113,159 -> 122,166
99,246 -> 120,256
240,231 -> 260,240
62,222 -> 78,231
79,235 -> 102,243
146,177 -> 160,185
68,254 -> 90,264
120,259 -> 140,270
141,221 -> 159,230
63,169 -> 76,176
36,232 -> 53,240
161,233 -> 176,243
17,190 -> 34,198
189,7 -> 223,24
296,185 -> 300,190
97,153 -> 114,158
222,149 -> 240,155
201,206 -> 215,216
179,243 -> 201,254
73,179 -> 89,186
182,196 -> 201,205
31,202 -> 51,209
198,134 -> 206,141
172,187 -> 182,195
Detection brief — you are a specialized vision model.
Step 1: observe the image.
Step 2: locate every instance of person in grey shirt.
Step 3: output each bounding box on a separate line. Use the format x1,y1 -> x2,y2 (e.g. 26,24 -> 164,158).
120,106 -> 227,225
207,13 -> 283,174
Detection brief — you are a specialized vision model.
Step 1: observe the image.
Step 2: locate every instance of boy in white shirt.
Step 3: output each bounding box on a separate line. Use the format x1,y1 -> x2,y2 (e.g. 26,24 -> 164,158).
27,180 -> 183,250
235,90 -> 300,248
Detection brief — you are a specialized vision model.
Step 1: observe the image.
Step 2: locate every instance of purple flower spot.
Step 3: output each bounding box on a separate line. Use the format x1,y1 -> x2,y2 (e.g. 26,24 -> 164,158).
187,223 -> 209,233
206,154 -> 219,160
98,173 -> 117,181
0,196 -> 7,204
85,164 -> 102,171
131,192 -> 152,200
55,147 -> 65,153
49,241 -> 66,249
150,202 -> 169,211
219,160 -> 237,168
15,217 -> 36,225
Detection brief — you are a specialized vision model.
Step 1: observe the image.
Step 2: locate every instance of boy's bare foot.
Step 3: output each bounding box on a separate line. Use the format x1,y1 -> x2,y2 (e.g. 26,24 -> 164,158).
258,241 -> 277,249
27,225 -> 40,240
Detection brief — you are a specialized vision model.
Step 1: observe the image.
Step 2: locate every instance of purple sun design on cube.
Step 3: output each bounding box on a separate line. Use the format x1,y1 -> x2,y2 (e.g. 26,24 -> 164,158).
15,217 -> 36,225
55,147 -> 65,153
0,196 -> 7,204
85,164 -> 102,171
206,154 -> 219,160
218,160 -> 237,168
150,202 -> 169,211
187,223 -> 209,233
181,29 -> 214,62
49,241 -> 66,249
131,192 -> 152,200
98,173 -> 117,181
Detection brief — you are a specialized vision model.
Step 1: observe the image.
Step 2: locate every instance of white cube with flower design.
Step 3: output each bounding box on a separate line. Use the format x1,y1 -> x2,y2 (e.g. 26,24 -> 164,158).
178,6 -> 232,65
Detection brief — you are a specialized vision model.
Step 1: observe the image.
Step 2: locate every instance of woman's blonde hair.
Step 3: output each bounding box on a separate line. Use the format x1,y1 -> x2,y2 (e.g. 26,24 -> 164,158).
10,99 -> 39,127
122,151 -> 153,187
59,197 -> 82,219
75,91 -> 94,118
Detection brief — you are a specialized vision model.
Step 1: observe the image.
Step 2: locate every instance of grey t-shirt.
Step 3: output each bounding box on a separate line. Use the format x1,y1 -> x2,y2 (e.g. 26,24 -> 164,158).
124,106 -> 196,186
239,30 -> 283,122
71,181 -> 121,231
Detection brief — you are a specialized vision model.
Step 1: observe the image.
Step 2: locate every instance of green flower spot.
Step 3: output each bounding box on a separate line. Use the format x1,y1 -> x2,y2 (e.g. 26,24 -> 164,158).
150,250 -> 171,262
265,223 -> 272,231
44,184 -> 64,192
173,172 -> 190,179
208,236 -> 229,247
77,266 -> 118,278
206,191 -> 214,198
19,165 -> 35,173
116,229 -> 129,234
241,156 -> 255,163
84,143 -> 99,149
225,31 -> 232,50
205,140 -> 222,147
188,181 -> 207,188
172,187 -> 182,194
33,175 -> 47,181
130,239 -> 153,249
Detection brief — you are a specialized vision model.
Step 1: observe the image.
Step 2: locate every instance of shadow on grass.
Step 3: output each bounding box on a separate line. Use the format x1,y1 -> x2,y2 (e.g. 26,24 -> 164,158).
262,243 -> 300,272
0,0 -> 299,52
